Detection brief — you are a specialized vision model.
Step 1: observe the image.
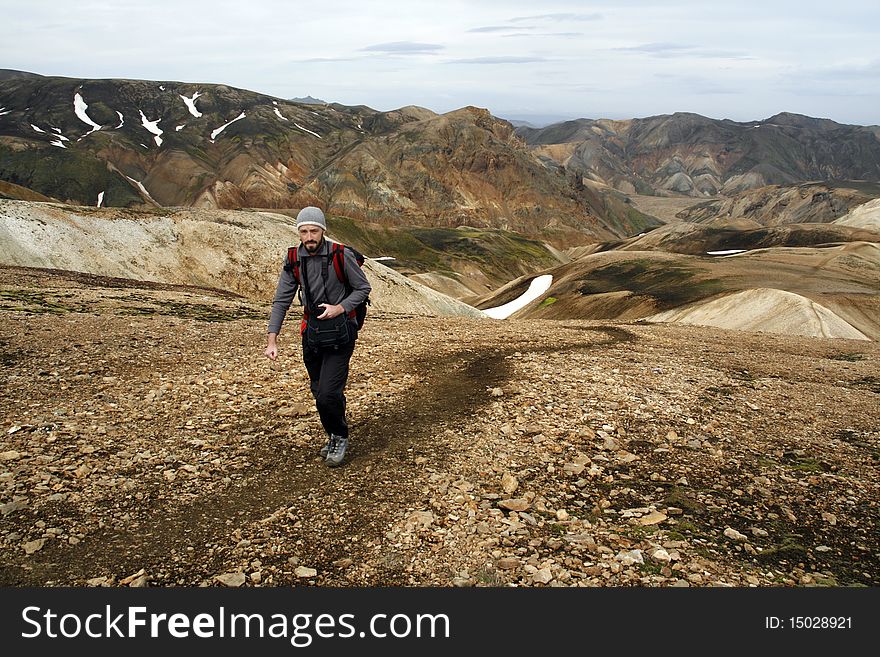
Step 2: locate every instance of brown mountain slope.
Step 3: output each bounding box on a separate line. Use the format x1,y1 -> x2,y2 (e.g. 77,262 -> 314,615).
0,75 -> 661,247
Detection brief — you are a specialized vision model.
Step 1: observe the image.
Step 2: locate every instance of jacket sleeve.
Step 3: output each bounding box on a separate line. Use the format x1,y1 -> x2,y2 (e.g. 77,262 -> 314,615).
267,255 -> 300,335
339,249 -> 372,313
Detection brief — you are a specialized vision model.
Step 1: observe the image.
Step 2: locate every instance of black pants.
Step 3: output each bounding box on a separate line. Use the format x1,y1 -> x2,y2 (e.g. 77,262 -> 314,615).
301,338 -> 355,438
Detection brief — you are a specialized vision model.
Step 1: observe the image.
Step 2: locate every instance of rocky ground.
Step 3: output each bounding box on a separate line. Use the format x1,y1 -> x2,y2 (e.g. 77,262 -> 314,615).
1,265 -> 878,587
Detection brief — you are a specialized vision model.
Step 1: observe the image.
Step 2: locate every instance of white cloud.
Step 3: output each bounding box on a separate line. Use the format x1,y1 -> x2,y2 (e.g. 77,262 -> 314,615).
361,41 -> 444,54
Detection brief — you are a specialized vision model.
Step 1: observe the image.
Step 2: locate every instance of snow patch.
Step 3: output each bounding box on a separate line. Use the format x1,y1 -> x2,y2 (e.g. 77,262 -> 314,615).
484,275 -> 553,319
97,191 -> 105,207
210,111 -> 246,141
180,91 -> 203,118
176,125 -> 185,131
294,122 -> 321,138
371,256 -> 395,261
52,127 -> 62,133
31,124 -> 45,133
115,111 -> 124,129
50,140 -> 67,149
706,249 -> 747,256
123,175 -> 158,205
273,107 -> 289,121
159,85 -> 165,91
0,107 -> 10,116
73,92 -> 102,137
139,110 -> 163,147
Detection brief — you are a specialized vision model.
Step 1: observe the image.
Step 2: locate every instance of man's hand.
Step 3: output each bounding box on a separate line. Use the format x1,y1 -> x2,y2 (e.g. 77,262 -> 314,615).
317,303 -> 345,320
265,333 -> 279,360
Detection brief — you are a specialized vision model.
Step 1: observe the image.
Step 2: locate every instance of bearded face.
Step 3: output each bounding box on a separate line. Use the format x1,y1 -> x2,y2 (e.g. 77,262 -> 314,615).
299,225 -> 325,253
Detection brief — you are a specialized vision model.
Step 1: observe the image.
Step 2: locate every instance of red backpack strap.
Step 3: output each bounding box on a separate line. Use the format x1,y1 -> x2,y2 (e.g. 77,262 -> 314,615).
331,242 -> 346,285
288,246 -> 302,284
288,245 -> 309,334
331,243 -> 358,321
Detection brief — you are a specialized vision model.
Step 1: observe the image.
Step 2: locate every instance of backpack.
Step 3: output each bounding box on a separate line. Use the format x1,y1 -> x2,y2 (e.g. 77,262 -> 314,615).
284,242 -> 370,331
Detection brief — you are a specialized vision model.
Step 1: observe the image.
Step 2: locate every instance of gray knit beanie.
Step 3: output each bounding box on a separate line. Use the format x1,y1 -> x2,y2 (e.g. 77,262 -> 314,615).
295,206 -> 327,230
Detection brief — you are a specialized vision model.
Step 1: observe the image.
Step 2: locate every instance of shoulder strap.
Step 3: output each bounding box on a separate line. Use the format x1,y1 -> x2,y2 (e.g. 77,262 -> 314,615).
287,246 -> 301,283
331,242 -> 348,288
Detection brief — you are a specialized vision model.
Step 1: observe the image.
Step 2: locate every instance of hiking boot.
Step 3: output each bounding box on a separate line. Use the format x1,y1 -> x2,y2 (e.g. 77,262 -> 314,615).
319,436 -> 333,459
325,434 -> 348,467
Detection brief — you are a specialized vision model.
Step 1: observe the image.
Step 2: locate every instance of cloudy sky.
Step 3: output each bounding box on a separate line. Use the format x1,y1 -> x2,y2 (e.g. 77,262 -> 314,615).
3,0 -> 878,126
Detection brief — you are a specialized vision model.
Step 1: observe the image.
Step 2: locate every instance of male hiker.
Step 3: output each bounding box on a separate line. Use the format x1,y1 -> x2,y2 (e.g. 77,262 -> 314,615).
264,206 -> 372,467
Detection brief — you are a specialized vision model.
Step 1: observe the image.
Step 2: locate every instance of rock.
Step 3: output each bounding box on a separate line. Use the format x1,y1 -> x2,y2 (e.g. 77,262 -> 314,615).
498,498 -> 530,512
650,548 -> 672,564
120,569 -> 147,585
0,450 -> 21,461
501,472 -> 519,495
532,567 -> 553,584
215,572 -> 246,587
751,527 -> 768,537
815,545 -> 832,553
490,387 -> 504,397
250,572 -> 262,584
405,510 -> 434,529
86,577 -> 109,587
821,512 -> 837,525
295,566 -> 317,578
129,574 -> 149,588
615,550 -> 644,566
1,500 -> 28,516
23,538 -> 46,555
556,509 -> 569,521
333,558 -> 354,568
638,511 -> 667,526
279,404 -> 310,417
602,436 -> 619,451
453,577 -> 474,587
670,579 -> 690,587
724,527 -> 748,541
563,532 -> 595,547
563,462 -> 585,476
496,557 -> 520,570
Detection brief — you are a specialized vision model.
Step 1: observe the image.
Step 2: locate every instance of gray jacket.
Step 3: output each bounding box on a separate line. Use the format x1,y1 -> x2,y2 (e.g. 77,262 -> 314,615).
267,239 -> 372,336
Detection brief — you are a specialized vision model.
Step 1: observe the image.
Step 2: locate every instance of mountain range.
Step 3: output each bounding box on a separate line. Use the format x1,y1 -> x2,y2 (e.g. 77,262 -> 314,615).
1,70 -> 879,342
518,112 -> 880,198
6,71 -> 880,248
0,71 -> 655,248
